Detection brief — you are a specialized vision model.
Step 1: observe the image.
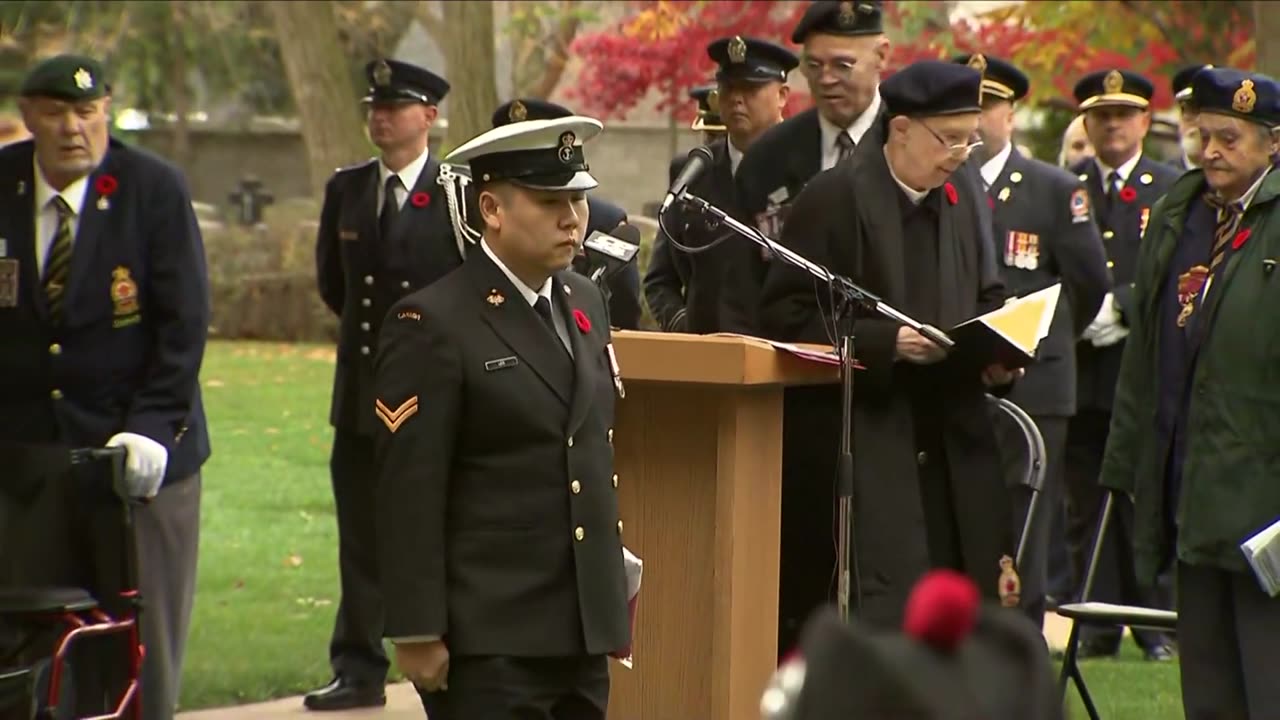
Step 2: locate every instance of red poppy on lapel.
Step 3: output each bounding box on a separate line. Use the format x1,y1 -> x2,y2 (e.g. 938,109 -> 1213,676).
1233,228 -> 1252,250
410,191 -> 431,208
573,308 -> 591,333
944,182 -> 958,206
95,174 -> 118,196
986,195 -> 994,210
1119,187 -> 1137,204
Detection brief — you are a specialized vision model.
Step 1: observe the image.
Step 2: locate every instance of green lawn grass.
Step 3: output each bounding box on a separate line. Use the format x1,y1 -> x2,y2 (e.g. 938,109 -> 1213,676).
180,339 -> 1184,717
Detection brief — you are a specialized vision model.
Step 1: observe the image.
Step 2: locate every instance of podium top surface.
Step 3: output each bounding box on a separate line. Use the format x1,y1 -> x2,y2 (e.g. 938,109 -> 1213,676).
611,330 -> 840,387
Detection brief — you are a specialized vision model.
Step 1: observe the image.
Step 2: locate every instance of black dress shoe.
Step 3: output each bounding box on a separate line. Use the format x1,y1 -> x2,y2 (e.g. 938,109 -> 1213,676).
303,677 -> 386,711
1143,644 -> 1176,662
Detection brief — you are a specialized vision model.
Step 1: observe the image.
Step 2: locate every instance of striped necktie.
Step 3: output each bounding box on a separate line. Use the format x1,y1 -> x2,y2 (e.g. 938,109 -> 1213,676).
835,131 -> 856,163
1203,192 -> 1245,271
44,196 -> 74,321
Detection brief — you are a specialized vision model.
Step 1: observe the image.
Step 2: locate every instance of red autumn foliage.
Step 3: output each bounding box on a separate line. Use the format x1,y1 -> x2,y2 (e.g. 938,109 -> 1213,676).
569,0 -> 809,121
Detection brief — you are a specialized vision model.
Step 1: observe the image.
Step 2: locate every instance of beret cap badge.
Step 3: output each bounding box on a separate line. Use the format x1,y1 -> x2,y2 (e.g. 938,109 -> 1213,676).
967,54 -> 987,73
1104,70 -> 1124,95
509,99 -> 528,122
727,36 -> 747,64
1233,79 -> 1257,114
838,1 -> 857,26
372,60 -> 392,87
73,68 -> 93,91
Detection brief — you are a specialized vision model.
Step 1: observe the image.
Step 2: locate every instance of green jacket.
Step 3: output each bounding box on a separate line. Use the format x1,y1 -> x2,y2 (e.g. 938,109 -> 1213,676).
1099,167 -> 1280,584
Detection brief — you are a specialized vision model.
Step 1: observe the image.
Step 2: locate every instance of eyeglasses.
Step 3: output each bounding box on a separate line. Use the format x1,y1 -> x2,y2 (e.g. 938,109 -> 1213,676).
800,56 -> 858,82
916,119 -> 983,158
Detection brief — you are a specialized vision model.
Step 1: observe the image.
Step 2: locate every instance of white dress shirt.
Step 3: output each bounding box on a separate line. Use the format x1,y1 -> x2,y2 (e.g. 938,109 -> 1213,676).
980,142 -> 1014,191
33,158 -> 91,276
727,140 -> 744,177
378,147 -> 430,214
1094,152 -> 1143,194
819,91 -> 882,171
481,239 -> 572,355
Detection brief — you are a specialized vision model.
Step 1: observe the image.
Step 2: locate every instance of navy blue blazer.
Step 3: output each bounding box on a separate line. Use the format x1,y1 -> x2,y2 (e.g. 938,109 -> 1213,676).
0,138 -> 211,484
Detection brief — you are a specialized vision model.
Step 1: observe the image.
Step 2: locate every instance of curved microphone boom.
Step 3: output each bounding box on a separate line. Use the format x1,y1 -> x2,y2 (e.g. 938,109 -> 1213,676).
660,146 -> 716,213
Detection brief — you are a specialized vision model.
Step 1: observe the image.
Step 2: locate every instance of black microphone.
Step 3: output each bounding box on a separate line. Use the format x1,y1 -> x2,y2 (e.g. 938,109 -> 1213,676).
583,223 -> 641,286
660,146 -> 715,213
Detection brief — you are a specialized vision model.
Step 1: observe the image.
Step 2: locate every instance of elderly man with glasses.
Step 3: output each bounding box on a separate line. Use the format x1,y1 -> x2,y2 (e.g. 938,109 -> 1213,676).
759,59 -> 1022,635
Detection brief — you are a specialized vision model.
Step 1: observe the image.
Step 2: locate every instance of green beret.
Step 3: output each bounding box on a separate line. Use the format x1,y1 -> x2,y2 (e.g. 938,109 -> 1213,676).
20,54 -> 109,101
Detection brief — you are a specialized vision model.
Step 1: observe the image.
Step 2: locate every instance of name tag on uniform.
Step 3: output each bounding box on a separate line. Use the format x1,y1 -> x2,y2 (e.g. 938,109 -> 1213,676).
485,356 -> 518,372
339,229 -> 359,241
0,259 -> 17,307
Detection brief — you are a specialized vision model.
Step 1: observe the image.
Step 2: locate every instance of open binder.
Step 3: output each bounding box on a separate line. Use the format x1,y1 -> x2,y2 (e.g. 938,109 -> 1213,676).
948,284 -> 1061,369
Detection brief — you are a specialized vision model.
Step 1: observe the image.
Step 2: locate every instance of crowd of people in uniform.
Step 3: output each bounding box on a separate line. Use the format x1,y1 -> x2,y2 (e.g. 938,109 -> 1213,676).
1,0 -> 1279,718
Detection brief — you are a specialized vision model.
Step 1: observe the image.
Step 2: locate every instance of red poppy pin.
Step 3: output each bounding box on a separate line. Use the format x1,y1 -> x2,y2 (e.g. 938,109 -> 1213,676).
410,191 -> 430,208
986,195 -> 994,210
944,182 -> 958,206
93,174 -> 118,210
1233,228 -> 1251,250
572,308 -> 591,334
1119,186 -> 1137,204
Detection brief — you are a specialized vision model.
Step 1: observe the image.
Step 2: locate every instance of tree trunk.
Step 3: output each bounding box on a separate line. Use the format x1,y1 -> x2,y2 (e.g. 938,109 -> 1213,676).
167,1 -> 192,169
268,0 -> 369,198
1255,1 -> 1280,78
441,0 -> 499,152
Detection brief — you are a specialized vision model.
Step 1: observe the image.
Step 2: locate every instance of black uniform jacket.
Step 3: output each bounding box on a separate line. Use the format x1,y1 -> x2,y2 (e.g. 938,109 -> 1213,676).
0,138 -> 210,486
316,157 -> 462,435
990,148 -> 1109,417
758,146 -> 1015,625
730,107 -> 998,336
373,248 -> 629,658
643,139 -> 740,333
1070,154 -> 1178,412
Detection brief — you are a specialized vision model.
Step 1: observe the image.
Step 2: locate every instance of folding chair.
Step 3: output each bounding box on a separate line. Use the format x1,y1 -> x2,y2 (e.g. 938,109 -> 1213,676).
986,395 -> 1048,567
1054,490 -> 1178,720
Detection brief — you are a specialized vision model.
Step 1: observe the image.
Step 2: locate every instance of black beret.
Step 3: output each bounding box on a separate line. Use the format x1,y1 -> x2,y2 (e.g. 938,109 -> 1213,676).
492,98 -> 573,128
1190,67 -> 1280,128
362,59 -> 450,105
1073,69 -> 1154,111
791,0 -> 883,44
953,53 -> 1029,102
20,54 -> 109,102
1173,64 -> 1214,103
707,36 -> 799,84
881,60 -> 983,118
688,84 -> 726,132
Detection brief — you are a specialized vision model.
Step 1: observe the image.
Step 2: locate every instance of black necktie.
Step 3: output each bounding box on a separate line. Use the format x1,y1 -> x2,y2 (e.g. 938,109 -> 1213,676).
1105,170 -> 1119,210
534,295 -> 556,332
380,175 -> 401,239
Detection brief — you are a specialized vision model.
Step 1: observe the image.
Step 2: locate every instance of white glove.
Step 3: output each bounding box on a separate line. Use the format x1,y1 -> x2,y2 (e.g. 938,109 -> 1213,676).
1083,293 -> 1128,347
106,432 -> 169,499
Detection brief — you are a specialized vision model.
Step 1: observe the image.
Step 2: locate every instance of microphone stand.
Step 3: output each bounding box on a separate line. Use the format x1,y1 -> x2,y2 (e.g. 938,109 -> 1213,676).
670,191 -> 954,622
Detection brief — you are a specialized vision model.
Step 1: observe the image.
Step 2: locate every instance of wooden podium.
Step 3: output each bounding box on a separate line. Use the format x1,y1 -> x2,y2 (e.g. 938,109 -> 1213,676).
606,331 -> 838,720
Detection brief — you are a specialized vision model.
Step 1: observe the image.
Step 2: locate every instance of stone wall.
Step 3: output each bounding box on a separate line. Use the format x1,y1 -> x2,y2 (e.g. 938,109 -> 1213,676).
130,121 -> 701,222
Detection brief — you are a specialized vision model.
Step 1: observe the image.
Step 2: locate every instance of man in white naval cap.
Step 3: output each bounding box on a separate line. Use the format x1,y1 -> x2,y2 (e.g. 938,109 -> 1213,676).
372,116 -> 631,719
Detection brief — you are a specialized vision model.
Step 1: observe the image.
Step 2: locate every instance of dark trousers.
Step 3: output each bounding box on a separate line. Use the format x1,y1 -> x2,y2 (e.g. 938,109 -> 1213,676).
775,390 -> 839,658
0,460 -> 198,719
1176,561 -> 1280,719
417,655 -> 609,720
327,428 -> 389,684
1001,415 -> 1068,629
1064,409 -> 1172,650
